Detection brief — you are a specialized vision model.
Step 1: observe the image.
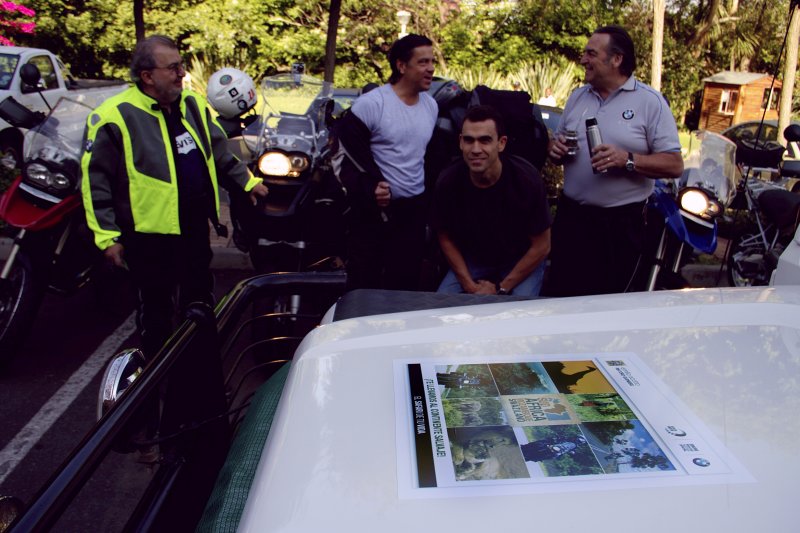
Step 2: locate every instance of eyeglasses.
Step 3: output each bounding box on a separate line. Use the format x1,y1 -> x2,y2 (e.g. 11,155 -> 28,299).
150,60 -> 186,75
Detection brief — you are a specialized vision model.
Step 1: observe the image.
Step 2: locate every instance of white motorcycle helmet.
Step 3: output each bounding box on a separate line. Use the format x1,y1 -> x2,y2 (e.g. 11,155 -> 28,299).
207,68 -> 257,119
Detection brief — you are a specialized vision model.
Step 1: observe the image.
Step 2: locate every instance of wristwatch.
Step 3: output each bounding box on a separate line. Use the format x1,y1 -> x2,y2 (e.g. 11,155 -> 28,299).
625,152 -> 635,172
496,283 -> 510,295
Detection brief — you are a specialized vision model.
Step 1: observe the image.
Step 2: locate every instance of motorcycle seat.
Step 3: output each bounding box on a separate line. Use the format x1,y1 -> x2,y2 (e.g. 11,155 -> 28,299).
759,188 -> 800,232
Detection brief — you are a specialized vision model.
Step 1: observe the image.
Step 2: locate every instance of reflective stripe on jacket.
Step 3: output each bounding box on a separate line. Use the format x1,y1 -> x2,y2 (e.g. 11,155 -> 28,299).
81,85 -> 260,250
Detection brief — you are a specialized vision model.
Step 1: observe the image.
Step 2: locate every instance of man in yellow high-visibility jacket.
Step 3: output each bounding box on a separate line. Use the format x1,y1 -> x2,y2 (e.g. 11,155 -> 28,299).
82,34 -> 268,357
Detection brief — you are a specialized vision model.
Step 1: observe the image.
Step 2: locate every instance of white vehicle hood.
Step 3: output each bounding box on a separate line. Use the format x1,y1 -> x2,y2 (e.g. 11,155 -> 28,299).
239,286 -> 800,532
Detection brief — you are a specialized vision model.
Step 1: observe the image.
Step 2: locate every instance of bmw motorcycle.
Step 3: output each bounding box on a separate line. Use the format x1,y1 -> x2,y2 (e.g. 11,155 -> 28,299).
223,70 -> 347,274
0,81 -> 125,359
726,124 -> 800,287
643,130 -> 737,290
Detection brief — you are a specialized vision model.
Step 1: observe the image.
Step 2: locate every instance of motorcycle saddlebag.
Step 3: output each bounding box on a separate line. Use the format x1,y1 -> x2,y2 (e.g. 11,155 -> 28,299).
735,138 -> 784,169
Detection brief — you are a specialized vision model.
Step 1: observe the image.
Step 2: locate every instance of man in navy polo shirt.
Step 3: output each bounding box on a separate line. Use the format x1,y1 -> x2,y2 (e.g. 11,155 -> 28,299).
547,25 -> 683,296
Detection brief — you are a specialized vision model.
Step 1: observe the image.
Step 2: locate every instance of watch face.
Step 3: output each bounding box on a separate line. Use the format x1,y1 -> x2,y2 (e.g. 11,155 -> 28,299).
626,153 -> 635,171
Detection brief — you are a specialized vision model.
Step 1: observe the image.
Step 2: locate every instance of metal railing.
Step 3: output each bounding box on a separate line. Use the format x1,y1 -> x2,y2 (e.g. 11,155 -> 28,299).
9,271 -> 346,532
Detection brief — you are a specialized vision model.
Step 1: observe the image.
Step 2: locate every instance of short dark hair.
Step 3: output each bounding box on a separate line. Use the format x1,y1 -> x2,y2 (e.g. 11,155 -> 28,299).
463,105 -> 506,138
594,25 -> 636,77
130,35 -> 178,82
388,34 -> 433,84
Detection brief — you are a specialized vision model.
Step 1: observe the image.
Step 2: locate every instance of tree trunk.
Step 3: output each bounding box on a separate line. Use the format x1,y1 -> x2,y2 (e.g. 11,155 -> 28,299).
323,0 -> 342,83
134,0 -> 145,42
778,2 -> 800,147
689,0 -> 722,57
728,0 -> 739,71
651,0 -> 665,91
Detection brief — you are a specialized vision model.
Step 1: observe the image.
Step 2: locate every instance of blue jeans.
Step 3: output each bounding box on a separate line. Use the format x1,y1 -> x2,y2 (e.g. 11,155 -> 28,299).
437,260 -> 546,296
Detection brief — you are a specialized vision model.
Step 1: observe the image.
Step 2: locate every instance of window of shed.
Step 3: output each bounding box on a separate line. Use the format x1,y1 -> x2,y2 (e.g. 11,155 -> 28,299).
761,88 -> 780,110
719,89 -> 738,114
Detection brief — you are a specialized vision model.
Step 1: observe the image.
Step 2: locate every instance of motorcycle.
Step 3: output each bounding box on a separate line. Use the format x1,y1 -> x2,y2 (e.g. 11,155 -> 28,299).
731,123 -> 800,192
219,67 -> 347,274
726,124 -> 800,287
213,73 -> 551,291
771,213 -> 800,285
643,130 -> 738,290
0,71 -> 125,359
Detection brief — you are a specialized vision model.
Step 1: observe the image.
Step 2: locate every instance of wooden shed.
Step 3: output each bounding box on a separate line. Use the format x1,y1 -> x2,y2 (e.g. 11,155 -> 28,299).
699,71 -> 781,133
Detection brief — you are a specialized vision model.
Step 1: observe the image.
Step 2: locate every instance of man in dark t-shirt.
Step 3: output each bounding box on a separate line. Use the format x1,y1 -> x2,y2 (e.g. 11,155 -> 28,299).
432,105 -> 551,296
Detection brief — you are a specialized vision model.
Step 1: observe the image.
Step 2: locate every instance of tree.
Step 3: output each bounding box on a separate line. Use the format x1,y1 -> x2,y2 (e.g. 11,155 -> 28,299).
629,452 -> 672,470
651,0 -> 664,91
323,0 -> 341,82
27,0 -> 133,79
19,0 -> 795,122
134,0 -> 144,42
778,1 -> 799,144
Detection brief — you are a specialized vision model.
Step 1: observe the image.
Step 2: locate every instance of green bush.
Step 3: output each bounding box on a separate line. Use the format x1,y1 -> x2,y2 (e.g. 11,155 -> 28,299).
540,158 -> 563,202
438,58 -> 581,102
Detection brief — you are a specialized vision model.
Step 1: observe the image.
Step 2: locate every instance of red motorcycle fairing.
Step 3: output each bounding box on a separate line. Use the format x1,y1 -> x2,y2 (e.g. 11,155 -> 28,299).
0,175 -> 80,231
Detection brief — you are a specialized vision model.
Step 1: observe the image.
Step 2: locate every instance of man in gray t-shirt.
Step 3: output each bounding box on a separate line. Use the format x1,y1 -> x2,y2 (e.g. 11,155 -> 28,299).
337,34 -> 438,290
546,25 -> 683,296
351,84 -> 437,199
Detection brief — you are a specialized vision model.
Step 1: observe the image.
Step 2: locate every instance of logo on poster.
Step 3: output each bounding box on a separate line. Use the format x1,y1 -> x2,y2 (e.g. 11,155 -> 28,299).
665,425 -> 687,437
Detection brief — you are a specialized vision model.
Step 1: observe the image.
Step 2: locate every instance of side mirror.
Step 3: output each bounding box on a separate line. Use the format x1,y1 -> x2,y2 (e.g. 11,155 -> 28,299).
19,63 -> 53,111
97,348 -> 146,421
19,63 -> 42,91
0,496 -> 24,532
784,124 -> 800,144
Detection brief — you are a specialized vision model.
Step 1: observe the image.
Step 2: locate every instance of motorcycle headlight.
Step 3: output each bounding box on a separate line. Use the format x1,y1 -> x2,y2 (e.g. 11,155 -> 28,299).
289,154 -> 309,172
25,163 -> 72,190
257,151 -> 309,178
678,187 -> 722,220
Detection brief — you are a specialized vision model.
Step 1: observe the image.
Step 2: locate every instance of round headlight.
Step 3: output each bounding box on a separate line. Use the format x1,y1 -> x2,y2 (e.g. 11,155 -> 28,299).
679,189 -> 710,216
50,173 -> 71,190
258,152 -> 292,176
679,187 -> 722,219
290,155 -> 309,172
25,162 -> 51,187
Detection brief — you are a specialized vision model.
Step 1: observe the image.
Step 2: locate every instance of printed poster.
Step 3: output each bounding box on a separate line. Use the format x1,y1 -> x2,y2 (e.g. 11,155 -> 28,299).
395,353 -> 752,497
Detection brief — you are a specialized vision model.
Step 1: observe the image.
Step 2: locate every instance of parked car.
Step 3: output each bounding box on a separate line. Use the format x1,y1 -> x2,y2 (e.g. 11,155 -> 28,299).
721,120 -> 800,161
721,119 -> 800,192
0,46 -> 125,169
538,104 -> 562,135
331,87 -> 360,116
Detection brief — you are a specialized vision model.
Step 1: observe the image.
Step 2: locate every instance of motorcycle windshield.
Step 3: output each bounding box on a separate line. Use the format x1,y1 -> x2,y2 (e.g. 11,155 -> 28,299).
681,131 -> 738,207
23,86 -> 126,184
255,73 -> 333,158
